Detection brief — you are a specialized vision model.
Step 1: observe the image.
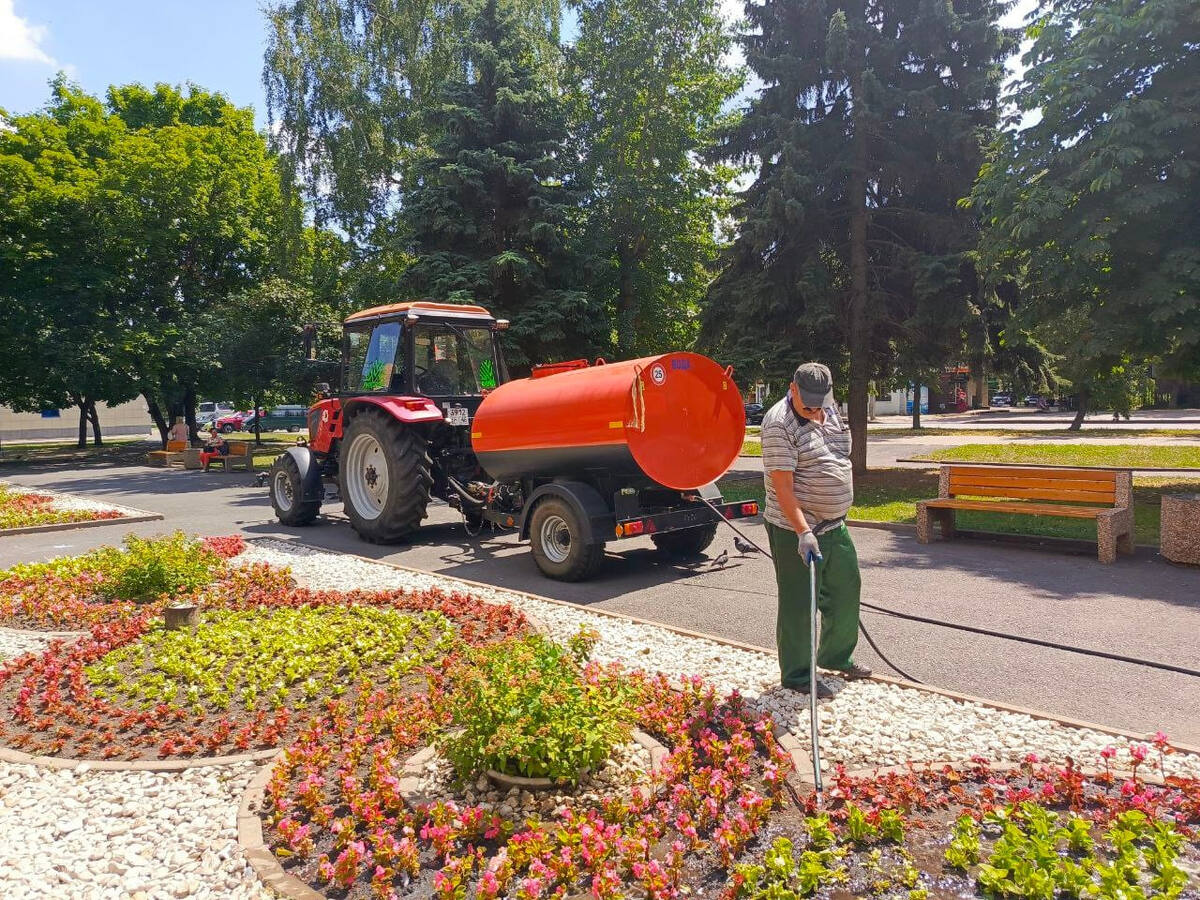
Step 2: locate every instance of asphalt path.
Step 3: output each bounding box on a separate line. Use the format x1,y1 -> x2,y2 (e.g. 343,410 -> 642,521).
2,462 -> 1198,744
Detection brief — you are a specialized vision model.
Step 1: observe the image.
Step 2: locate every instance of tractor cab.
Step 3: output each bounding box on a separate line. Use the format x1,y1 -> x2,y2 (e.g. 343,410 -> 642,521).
341,302 -> 510,412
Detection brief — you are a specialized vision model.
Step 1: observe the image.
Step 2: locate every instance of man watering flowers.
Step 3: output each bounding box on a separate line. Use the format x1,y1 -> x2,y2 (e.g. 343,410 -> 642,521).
760,362 -> 871,697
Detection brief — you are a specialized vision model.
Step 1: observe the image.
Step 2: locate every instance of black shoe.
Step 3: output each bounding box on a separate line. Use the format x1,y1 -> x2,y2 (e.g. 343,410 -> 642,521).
834,663 -> 873,681
785,680 -> 834,699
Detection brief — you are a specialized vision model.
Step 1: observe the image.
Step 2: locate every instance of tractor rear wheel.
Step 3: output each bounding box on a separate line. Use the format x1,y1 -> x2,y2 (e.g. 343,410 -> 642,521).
528,497 -> 605,581
269,454 -> 321,526
340,408 -> 433,543
652,523 -> 718,559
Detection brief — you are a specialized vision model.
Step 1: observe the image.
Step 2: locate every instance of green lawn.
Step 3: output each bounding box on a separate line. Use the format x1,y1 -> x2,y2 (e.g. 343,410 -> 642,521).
914,442 -> 1200,469
0,435 -> 294,470
717,467 -> 1197,545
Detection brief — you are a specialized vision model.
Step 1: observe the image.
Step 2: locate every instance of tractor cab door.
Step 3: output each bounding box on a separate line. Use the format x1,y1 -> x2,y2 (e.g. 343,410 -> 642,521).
344,320 -> 408,394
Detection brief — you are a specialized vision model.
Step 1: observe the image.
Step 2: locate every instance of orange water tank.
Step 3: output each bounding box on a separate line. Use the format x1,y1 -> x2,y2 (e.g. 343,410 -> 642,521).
470,352 -> 745,490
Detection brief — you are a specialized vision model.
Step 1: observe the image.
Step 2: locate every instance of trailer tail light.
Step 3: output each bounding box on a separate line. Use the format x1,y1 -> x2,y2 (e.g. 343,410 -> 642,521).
724,507 -> 735,518
741,502 -> 759,516
623,520 -> 645,536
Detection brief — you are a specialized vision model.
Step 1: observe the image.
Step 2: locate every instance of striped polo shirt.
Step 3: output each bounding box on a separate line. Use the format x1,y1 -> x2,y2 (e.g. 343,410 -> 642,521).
760,397 -> 854,530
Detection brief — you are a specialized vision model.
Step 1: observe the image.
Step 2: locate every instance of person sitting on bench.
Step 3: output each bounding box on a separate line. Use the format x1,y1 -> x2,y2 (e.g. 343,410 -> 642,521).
199,426 -> 230,470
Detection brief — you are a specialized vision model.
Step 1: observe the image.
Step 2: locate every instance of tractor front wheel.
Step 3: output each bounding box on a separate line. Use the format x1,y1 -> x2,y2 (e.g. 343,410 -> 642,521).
269,454 -> 321,526
528,497 -> 605,581
651,523 -> 719,559
339,409 -> 432,543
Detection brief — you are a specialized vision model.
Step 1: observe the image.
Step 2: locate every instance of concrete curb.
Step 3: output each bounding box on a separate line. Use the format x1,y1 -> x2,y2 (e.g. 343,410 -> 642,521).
896,458 -> 1200,473
267,538 -> 1200,760
0,745 -> 280,772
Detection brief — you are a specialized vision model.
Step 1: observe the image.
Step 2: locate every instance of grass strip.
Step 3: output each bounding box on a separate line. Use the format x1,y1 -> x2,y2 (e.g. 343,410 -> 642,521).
915,443 -> 1200,469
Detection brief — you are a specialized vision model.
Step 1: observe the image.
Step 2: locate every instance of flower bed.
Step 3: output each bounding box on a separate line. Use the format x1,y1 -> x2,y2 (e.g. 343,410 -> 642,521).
0,483 -> 148,532
0,535 -> 530,759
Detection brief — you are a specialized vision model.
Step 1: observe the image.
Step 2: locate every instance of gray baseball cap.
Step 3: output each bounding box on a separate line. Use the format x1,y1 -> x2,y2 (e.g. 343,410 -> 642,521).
793,362 -> 834,408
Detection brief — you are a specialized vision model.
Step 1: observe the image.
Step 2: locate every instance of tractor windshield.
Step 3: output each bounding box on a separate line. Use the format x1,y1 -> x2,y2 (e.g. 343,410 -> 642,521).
345,321 -> 402,392
413,324 -> 499,397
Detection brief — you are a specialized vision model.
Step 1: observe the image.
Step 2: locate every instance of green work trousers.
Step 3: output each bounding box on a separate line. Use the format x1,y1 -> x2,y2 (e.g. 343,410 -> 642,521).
765,521 -> 862,688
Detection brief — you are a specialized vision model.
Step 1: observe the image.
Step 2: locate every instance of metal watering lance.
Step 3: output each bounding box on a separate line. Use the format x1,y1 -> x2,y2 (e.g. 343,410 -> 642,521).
693,496 -> 824,798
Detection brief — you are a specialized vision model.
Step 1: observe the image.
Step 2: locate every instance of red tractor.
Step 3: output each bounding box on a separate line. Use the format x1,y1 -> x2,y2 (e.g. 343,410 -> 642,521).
268,301 -> 756,580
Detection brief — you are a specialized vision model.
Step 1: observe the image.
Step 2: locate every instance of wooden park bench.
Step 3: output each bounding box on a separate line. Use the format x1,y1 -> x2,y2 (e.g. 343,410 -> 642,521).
203,440 -> 253,472
146,440 -> 188,467
916,464 -> 1134,564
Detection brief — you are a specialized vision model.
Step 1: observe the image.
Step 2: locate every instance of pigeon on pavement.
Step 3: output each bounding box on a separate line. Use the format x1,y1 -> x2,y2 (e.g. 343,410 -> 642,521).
710,549 -> 729,568
733,536 -> 759,555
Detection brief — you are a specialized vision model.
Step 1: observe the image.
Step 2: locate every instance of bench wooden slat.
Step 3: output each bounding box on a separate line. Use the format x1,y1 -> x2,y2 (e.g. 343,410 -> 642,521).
946,464 -> 1118,483
949,483 -> 1116,503
949,473 -> 1117,492
922,499 -> 1106,519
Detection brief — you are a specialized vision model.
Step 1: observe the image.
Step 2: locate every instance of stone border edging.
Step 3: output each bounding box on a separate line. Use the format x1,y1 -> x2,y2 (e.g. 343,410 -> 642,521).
397,729 -> 668,808
0,510 -> 163,537
0,744 -> 280,771
238,752 -> 325,900
272,539 -> 1200,760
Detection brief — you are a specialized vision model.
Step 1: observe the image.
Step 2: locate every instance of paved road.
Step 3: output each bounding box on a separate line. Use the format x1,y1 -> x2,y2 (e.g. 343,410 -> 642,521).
3,463 -> 1198,744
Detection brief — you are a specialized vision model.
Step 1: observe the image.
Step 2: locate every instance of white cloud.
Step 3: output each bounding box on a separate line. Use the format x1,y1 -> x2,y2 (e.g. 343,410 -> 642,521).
0,0 -> 55,65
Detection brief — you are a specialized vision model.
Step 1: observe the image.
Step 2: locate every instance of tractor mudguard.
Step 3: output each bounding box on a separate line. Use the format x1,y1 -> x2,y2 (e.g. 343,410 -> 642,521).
344,395 -> 444,425
519,480 -> 614,544
283,446 -> 324,503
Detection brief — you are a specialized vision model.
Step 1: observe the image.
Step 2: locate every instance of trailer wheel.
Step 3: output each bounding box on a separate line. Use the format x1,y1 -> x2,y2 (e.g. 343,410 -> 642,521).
269,454 -> 321,526
652,523 -> 719,559
340,408 -> 432,543
528,497 -> 605,581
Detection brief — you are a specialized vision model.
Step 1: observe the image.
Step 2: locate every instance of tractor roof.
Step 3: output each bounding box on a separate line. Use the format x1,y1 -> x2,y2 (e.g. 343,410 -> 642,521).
344,301 -> 495,326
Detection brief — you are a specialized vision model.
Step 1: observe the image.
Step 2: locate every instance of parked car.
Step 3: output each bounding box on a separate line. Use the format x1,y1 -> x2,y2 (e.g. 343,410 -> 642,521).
1023,395 -> 1042,408
243,405 -> 309,433
990,394 -> 1011,407
744,403 -> 765,426
196,400 -> 235,427
214,409 -> 263,433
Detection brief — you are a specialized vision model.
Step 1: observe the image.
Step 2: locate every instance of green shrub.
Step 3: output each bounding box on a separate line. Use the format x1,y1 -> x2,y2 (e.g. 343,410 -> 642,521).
100,533 -> 224,603
438,629 -> 639,783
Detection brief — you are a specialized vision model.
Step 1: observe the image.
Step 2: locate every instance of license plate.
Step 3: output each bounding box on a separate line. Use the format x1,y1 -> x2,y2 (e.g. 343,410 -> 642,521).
445,406 -> 470,426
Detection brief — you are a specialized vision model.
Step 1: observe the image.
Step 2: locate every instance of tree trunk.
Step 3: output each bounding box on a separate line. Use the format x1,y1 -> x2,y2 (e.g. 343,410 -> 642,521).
184,384 -> 198,445
846,53 -> 871,475
86,398 -> 103,446
74,396 -> 88,449
911,383 -> 922,430
252,395 -> 262,446
1068,390 -> 1089,431
146,394 -> 170,448
615,243 -> 637,358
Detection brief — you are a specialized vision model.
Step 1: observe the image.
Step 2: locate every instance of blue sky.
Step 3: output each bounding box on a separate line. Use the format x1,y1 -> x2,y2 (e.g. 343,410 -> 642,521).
1,0 -> 272,124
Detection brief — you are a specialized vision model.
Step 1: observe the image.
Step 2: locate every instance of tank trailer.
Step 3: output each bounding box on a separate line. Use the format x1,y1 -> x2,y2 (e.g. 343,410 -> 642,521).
269,301 -> 756,581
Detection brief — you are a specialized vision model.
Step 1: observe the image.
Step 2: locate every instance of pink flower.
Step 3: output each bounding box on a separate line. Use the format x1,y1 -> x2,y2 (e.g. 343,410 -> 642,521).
1024,753 -> 1040,765
1129,743 -> 1149,762
1040,783 -> 1056,799
1100,746 -> 1116,760
1120,779 -> 1137,796
1151,731 -> 1169,746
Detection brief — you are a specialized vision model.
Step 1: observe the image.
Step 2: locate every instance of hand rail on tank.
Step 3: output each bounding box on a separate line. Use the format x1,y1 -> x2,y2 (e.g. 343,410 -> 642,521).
629,366 -> 646,432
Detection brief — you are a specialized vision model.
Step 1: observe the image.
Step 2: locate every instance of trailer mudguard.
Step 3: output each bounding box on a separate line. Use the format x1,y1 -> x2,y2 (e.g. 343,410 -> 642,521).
519,480 -> 614,545
283,446 -> 325,503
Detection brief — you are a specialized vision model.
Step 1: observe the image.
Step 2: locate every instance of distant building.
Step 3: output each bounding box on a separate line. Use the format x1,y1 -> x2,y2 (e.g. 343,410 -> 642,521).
0,399 -> 150,442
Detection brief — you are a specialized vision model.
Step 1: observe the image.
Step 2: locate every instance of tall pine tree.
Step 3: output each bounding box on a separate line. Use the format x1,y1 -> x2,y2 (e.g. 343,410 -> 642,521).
702,0 -> 1015,470
398,0 -> 605,370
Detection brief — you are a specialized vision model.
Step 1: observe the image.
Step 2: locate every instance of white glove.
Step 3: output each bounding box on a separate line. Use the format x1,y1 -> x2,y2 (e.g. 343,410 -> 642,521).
797,530 -> 822,564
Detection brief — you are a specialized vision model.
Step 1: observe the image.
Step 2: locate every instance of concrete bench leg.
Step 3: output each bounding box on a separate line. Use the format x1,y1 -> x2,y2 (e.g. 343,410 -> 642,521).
916,503 -> 933,543
1097,510 -> 1118,564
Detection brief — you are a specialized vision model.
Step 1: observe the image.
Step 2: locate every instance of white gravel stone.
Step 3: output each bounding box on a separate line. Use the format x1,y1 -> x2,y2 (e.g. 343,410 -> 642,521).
239,540 -> 1200,779
0,763 -> 271,900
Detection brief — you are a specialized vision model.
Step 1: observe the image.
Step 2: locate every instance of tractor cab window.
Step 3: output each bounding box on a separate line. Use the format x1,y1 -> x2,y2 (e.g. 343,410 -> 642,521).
345,321 -> 404,392
413,324 -> 498,396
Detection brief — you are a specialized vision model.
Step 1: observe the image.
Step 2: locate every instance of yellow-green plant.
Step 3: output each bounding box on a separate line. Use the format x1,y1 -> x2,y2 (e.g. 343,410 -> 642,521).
437,629 -> 639,783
